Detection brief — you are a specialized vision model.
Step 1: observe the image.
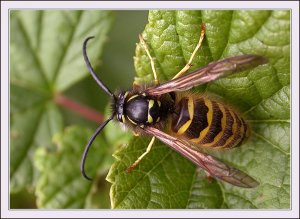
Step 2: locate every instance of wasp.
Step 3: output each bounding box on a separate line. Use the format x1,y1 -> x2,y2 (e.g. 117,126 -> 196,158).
81,24 -> 267,188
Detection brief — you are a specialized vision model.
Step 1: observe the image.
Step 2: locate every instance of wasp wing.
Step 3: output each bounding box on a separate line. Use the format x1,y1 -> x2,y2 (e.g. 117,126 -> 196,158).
145,55 -> 268,96
144,126 -> 259,188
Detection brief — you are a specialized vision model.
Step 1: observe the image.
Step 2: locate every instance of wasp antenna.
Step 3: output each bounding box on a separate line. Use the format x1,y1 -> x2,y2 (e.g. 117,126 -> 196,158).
83,36 -> 114,97
81,114 -> 114,180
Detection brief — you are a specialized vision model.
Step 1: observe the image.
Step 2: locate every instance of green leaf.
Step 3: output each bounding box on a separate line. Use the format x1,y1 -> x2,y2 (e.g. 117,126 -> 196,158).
34,126 -> 111,208
10,10 -> 113,193
107,137 -> 224,209
109,10 -> 290,209
10,102 -> 63,192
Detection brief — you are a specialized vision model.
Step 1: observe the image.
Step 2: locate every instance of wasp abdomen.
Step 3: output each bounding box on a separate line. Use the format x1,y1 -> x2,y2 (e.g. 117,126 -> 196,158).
171,95 -> 248,148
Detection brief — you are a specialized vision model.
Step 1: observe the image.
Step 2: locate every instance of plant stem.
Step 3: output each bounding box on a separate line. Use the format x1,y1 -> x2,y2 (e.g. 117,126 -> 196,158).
55,94 -> 104,123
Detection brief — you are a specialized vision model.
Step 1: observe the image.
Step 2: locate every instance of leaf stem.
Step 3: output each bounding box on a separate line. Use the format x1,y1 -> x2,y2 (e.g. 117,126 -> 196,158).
55,94 -> 103,123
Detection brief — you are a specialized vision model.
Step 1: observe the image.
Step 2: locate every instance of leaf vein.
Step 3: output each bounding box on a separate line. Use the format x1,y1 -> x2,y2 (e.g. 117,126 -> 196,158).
16,16 -> 49,89
185,169 -> 198,208
114,149 -> 173,208
52,11 -> 83,86
252,130 -> 289,155
10,108 -> 44,177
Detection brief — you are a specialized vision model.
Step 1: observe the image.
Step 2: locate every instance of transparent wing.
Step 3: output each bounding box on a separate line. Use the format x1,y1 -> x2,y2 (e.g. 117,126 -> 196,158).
144,126 -> 259,188
145,55 -> 268,96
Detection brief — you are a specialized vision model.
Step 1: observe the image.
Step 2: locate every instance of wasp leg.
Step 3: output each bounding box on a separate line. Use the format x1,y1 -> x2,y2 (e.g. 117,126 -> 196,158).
205,170 -> 213,184
172,23 -> 206,80
139,34 -> 159,85
127,136 -> 155,172
133,130 -> 140,136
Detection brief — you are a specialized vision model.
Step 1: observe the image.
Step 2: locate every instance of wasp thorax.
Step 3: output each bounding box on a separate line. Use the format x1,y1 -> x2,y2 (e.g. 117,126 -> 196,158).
116,93 -> 162,126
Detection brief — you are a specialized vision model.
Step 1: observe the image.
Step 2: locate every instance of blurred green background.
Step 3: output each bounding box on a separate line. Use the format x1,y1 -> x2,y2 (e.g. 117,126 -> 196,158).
10,10 -> 148,209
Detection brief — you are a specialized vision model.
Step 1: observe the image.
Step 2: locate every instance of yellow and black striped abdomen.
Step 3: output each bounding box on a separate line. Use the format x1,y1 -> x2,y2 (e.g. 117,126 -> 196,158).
170,95 -> 249,148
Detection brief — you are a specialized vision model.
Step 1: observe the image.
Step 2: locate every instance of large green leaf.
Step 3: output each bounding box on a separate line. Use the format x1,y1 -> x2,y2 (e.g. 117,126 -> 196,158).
34,126 -> 111,208
108,10 -> 290,209
10,10 -> 113,193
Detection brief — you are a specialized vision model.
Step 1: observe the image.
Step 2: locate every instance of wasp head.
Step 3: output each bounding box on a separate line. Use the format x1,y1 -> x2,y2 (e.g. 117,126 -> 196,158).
114,91 -> 127,123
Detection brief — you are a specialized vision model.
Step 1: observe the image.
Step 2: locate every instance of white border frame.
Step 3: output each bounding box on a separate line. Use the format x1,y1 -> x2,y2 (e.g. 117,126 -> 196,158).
1,1 -> 299,218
